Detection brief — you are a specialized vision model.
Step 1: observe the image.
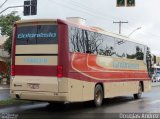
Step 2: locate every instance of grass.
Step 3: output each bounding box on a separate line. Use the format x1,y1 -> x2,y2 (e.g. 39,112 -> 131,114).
0,98 -> 29,106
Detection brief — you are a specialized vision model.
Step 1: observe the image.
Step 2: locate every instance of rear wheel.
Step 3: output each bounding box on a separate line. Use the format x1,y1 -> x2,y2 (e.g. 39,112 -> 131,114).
94,84 -> 103,107
133,82 -> 143,99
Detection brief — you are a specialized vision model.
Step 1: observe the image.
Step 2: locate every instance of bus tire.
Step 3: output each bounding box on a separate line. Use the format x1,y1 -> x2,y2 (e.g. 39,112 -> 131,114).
133,82 -> 142,99
94,84 -> 103,107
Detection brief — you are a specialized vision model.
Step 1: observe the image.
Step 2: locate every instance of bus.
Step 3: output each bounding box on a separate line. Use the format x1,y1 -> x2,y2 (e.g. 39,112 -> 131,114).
10,19 -> 152,107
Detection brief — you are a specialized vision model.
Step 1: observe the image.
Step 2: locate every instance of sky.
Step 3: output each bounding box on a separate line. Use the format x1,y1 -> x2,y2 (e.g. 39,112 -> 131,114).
1,0 -> 160,56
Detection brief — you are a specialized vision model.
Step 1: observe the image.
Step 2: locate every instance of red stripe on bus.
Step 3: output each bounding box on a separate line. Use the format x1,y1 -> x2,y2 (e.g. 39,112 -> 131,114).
68,71 -> 150,83
68,70 -> 149,81
14,65 -> 150,83
15,65 -> 57,76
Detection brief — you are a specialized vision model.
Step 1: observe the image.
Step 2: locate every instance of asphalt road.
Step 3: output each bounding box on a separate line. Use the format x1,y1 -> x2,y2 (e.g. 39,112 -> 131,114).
0,86 -> 160,119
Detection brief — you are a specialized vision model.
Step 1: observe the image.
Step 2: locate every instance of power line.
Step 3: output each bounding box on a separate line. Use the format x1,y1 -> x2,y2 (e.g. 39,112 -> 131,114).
48,0 -> 119,31
0,5 -> 24,15
47,0 -> 160,53
47,0 -> 111,25
48,0 -> 160,41
69,0 -> 118,21
68,0 -> 138,29
49,0 -> 136,32
0,0 -> 8,8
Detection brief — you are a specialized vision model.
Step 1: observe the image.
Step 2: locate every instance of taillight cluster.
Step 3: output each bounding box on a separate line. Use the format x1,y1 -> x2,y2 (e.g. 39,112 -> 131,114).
57,65 -> 63,78
11,65 -> 15,76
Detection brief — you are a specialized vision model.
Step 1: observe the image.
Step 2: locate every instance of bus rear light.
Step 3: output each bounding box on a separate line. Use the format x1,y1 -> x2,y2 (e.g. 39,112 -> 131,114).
57,65 -> 63,78
11,65 -> 15,76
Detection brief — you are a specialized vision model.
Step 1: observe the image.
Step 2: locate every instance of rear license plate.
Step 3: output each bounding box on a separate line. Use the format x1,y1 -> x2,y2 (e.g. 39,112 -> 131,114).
28,83 -> 39,89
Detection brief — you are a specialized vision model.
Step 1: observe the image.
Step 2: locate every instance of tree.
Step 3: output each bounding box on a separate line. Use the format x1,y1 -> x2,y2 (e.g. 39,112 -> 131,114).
0,11 -> 21,84
0,11 -> 21,55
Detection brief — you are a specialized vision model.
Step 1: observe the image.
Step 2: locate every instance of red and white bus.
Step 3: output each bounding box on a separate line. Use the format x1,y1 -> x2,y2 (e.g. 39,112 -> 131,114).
10,19 -> 152,106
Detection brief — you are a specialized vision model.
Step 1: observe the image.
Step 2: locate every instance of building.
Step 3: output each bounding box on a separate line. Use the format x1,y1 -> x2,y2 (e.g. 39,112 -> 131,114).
156,57 -> 160,66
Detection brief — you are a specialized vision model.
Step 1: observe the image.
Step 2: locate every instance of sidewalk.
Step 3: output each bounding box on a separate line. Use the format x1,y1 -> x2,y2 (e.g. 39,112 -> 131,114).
151,82 -> 160,87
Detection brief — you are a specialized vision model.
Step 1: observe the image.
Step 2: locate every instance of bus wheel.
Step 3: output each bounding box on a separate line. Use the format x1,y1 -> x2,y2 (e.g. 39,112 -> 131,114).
94,84 -> 103,107
133,82 -> 142,99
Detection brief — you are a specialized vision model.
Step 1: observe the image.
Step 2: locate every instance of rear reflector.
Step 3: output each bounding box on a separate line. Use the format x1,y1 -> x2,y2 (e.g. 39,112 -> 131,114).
57,65 -> 63,78
11,65 -> 15,76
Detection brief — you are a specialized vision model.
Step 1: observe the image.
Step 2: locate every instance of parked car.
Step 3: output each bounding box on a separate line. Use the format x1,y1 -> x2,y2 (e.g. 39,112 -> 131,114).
152,73 -> 160,82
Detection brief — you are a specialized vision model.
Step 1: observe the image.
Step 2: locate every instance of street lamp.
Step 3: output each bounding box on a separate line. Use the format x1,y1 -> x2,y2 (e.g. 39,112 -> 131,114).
128,27 -> 141,37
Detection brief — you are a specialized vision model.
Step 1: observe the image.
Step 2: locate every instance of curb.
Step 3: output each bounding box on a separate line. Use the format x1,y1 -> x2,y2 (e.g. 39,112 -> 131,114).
0,86 -> 10,90
0,88 -> 10,90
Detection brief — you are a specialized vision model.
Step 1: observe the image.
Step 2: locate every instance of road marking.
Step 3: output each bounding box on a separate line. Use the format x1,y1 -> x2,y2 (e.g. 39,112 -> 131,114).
146,108 -> 160,113
148,100 -> 160,104
128,99 -> 160,106
127,99 -> 148,104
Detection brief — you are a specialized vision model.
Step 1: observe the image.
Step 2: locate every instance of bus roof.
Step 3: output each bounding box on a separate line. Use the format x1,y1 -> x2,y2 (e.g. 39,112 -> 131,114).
15,19 -> 57,24
15,19 -> 148,47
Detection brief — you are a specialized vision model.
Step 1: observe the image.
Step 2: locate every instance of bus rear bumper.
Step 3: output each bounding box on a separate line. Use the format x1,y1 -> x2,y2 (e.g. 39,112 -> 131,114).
10,91 -> 69,102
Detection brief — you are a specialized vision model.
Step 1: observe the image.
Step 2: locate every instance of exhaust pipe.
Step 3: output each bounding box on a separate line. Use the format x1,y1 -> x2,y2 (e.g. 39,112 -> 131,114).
16,94 -> 20,99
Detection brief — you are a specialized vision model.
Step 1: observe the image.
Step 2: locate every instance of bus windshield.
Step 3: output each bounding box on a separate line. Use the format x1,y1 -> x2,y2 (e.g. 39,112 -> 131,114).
16,25 -> 58,45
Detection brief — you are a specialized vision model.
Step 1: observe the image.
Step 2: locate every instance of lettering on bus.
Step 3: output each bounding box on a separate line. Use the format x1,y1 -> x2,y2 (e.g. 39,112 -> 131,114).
17,32 -> 56,39
24,58 -> 48,64
112,62 -> 139,70
16,25 -> 58,45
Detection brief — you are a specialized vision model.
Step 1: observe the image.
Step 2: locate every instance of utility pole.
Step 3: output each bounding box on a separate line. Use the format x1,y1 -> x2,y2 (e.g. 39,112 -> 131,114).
113,21 -> 128,34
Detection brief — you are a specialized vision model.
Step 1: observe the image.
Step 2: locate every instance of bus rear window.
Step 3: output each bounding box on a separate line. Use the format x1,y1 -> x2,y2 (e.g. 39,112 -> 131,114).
16,25 -> 58,45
